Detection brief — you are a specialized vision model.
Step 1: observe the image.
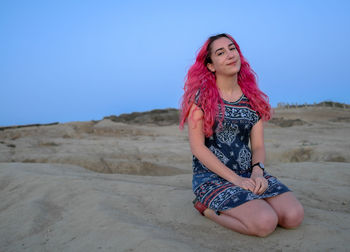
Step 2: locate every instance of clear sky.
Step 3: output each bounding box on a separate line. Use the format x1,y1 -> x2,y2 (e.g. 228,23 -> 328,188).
1,0 -> 350,126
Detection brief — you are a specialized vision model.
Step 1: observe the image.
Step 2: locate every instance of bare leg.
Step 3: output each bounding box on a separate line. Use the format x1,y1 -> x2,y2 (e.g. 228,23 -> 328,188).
264,192 -> 304,229
203,199 -> 278,237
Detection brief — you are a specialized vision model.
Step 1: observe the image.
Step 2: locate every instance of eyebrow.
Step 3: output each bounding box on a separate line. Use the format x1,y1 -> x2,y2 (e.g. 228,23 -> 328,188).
214,43 -> 235,54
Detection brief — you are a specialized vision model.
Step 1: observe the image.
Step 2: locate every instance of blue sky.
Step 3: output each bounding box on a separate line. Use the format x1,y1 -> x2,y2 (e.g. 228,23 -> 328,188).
1,0 -> 350,126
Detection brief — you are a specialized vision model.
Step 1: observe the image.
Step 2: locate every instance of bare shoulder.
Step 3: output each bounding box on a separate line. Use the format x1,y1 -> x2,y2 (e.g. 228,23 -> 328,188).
188,103 -> 205,145
189,103 -> 204,122
252,119 -> 264,130
250,119 -> 264,147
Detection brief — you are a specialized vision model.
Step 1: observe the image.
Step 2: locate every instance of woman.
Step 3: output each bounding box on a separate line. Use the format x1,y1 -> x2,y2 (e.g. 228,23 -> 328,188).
179,33 -> 304,237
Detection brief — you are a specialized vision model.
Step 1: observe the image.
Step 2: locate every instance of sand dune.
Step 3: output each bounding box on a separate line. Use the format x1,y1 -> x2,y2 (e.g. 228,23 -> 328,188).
0,105 -> 349,251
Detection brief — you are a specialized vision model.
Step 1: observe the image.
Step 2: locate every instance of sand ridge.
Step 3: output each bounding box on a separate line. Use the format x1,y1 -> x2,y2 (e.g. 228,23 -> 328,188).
0,105 -> 349,251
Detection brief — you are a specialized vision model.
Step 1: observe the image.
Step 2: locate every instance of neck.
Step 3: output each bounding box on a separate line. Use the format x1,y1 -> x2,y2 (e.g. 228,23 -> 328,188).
216,74 -> 240,94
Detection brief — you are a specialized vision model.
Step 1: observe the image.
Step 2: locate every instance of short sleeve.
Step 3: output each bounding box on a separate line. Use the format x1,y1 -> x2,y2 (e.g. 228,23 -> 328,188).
252,110 -> 261,126
194,89 -> 204,111
256,111 -> 261,121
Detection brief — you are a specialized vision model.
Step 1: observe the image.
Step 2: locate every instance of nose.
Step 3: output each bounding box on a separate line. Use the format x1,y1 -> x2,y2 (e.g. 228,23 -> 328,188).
227,50 -> 235,59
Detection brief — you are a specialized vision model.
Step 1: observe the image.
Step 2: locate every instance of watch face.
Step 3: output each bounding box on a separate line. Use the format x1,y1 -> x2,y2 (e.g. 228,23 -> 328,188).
259,162 -> 265,169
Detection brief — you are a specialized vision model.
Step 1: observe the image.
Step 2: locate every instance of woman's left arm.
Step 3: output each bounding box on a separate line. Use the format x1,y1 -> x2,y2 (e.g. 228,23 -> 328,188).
250,119 -> 268,194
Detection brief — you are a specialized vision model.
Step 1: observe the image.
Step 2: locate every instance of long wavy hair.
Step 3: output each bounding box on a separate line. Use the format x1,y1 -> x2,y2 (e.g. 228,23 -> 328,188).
179,33 -> 271,137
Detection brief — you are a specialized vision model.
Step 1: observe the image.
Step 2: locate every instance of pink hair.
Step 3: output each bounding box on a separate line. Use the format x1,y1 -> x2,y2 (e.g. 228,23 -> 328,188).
179,33 -> 271,137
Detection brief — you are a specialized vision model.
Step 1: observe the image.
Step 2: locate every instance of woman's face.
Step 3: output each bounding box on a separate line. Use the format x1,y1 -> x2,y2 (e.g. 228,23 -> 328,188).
207,37 -> 241,77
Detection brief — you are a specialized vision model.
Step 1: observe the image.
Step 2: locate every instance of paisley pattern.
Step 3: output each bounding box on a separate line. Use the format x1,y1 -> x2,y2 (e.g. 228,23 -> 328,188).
236,145 -> 251,171
209,145 -> 229,165
192,94 -> 290,214
216,121 -> 239,146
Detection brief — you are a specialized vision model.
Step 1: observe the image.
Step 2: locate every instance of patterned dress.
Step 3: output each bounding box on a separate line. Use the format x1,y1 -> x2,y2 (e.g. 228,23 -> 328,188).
192,94 -> 290,215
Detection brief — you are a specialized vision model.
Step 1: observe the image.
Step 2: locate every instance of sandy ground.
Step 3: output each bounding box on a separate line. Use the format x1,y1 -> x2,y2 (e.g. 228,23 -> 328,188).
0,106 -> 349,251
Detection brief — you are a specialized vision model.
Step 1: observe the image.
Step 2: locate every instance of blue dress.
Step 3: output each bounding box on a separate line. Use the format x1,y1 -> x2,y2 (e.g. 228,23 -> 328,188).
192,94 -> 290,215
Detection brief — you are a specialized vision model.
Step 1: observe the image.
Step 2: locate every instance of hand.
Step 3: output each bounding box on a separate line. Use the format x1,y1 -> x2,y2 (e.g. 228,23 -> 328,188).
251,176 -> 268,195
236,177 -> 256,192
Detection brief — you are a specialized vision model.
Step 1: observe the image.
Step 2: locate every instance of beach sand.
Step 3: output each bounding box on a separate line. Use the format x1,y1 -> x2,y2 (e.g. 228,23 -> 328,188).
0,105 -> 349,251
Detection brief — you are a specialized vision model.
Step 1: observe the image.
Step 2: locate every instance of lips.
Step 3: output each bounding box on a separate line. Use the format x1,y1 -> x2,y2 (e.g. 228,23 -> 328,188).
227,61 -> 237,66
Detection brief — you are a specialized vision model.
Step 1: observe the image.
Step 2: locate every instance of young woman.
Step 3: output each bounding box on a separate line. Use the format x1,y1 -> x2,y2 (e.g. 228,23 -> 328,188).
179,33 -> 304,237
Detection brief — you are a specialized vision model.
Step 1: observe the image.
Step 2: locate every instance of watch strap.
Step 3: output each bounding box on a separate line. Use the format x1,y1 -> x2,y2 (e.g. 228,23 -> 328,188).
252,162 -> 265,171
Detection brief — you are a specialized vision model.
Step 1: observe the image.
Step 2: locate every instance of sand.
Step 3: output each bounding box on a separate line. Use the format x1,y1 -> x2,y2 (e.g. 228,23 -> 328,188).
0,106 -> 349,251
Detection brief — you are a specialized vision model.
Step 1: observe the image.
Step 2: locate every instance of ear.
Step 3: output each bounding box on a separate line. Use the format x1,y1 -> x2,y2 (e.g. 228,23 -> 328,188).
207,63 -> 215,73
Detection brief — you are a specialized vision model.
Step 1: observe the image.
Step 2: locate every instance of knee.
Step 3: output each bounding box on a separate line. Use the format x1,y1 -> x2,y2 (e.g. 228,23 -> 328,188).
252,211 -> 279,237
280,203 -> 304,229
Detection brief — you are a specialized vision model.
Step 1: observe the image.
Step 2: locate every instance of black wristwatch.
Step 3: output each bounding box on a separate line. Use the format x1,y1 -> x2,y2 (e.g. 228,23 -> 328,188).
251,162 -> 265,172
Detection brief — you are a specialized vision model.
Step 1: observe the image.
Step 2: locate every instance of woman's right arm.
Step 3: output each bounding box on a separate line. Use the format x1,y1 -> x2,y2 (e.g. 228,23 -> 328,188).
188,104 -> 256,192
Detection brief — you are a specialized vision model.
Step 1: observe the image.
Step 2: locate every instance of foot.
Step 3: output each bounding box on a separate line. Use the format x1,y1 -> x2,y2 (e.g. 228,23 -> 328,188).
193,198 -> 207,216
